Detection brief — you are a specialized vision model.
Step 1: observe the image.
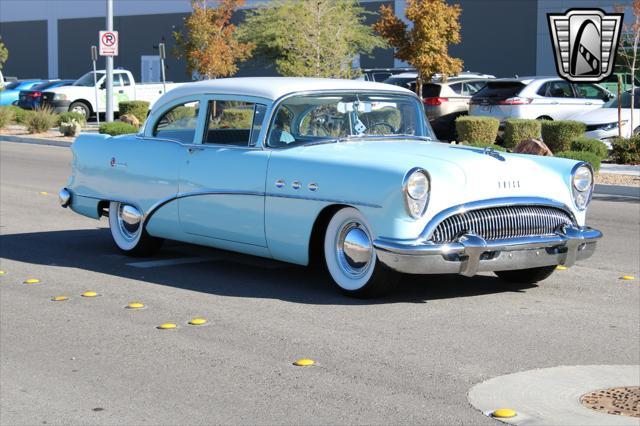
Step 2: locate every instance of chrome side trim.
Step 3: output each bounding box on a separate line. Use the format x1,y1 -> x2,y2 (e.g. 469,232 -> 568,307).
265,192 -> 382,208
420,197 -> 577,242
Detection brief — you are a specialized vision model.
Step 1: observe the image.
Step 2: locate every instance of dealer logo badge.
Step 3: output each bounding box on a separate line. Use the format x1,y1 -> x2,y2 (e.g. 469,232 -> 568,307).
548,9 -> 623,82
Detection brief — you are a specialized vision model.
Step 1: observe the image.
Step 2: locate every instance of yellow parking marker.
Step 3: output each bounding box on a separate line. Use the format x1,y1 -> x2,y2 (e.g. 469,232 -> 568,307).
51,296 -> 69,302
81,291 -> 99,297
620,275 -> 635,281
188,318 -> 207,326
39,191 -> 48,196
0,270 -> 5,276
491,408 -> 517,418
556,265 -> 567,270
126,302 -> 145,309
157,323 -> 177,330
293,358 -> 315,367
23,278 -> 41,284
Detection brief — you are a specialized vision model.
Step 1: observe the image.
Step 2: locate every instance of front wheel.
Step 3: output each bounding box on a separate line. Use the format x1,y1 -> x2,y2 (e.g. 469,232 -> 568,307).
69,101 -> 91,120
323,207 -> 400,298
108,201 -> 163,256
495,265 -> 556,284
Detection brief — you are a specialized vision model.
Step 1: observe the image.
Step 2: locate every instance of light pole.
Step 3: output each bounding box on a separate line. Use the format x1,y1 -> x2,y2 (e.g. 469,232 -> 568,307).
106,0 -> 114,122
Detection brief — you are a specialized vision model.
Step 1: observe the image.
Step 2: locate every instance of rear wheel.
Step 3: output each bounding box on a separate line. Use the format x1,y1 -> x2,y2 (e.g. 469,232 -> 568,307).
323,207 -> 399,298
69,101 -> 91,120
495,265 -> 556,284
536,115 -> 552,121
108,201 -> 163,256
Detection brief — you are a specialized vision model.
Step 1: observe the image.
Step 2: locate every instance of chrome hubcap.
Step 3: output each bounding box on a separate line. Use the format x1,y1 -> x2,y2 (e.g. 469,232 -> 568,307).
117,204 -> 142,241
336,222 -> 373,278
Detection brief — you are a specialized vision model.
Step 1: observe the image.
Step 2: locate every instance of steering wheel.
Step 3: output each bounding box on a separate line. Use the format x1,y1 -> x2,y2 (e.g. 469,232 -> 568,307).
368,122 -> 397,135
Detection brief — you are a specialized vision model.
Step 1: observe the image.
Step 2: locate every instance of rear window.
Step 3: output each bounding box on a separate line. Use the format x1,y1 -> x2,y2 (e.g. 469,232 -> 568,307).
420,84 -> 442,98
472,82 -> 525,100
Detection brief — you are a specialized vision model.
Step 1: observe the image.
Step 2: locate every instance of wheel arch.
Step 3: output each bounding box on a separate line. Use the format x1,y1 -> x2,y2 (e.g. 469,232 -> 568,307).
308,204 -> 350,268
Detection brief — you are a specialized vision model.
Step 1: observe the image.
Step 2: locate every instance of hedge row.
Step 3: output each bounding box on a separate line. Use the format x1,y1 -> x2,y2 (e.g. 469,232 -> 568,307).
540,120 -> 586,152
119,100 -> 150,124
610,136 -> 640,164
454,116 -> 499,146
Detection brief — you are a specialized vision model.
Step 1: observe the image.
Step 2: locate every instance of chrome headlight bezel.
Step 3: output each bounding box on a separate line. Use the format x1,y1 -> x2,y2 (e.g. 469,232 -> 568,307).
570,162 -> 594,211
403,168 -> 430,219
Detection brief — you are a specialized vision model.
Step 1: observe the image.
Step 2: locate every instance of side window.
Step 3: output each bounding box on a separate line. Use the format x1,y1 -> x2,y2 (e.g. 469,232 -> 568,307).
113,74 -> 123,87
121,73 -> 131,86
204,100 -> 260,146
153,100 -> 200,143
462,82 -> 483,96
540,81 -> 573,98
449,83 -> 463,95
574,83 -> 607,100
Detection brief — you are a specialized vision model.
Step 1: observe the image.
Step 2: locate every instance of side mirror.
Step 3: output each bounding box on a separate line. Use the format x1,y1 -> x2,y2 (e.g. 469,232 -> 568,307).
99,82 -> 106,90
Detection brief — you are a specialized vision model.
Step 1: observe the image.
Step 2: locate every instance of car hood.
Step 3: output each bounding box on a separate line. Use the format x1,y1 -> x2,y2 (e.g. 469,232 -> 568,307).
279,139 -> 577,214
569,108 -> 639,124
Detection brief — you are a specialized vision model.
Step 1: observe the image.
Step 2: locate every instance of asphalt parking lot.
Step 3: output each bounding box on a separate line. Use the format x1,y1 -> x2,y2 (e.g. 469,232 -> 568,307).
1,141 -> 638,425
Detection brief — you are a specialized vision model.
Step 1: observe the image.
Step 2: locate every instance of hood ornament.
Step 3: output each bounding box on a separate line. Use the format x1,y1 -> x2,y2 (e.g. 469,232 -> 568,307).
483,146 -> 505,161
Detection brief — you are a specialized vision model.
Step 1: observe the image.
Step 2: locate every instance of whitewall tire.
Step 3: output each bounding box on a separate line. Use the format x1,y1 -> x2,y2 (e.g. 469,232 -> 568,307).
108,201 -> 163,256
323,207 -> 399,297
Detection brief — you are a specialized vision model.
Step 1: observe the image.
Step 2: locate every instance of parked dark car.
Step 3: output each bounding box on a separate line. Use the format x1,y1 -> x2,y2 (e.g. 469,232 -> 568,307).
18,80 -> 75,110
355,67 -> 415,82
0,80 -> 45,106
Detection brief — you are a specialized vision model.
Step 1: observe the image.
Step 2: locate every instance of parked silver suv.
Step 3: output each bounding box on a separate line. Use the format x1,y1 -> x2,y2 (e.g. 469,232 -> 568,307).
383,72 -> 495,140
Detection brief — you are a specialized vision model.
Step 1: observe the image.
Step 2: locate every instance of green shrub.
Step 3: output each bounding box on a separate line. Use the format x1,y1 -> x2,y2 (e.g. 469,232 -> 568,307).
118,100 -> 150,123
57,111 -> 86,127
99,121 -> 138,136
455,116 -> 499,145
216,108 -> 253,128
60,119 -> 82,137
555,150 -> 601,172
570,136 -> 608,159
25,107 -> 58,134
0,106 -> 15,129
541,120 -> 586,153
5,105 -> 32,124
503,119 -> 541,148
610,136 -> 640,164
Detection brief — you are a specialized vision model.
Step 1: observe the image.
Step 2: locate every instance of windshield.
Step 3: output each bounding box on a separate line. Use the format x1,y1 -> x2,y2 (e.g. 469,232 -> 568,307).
605,90 -> 640,109
267,92 -> 433,148
73,72 -> 104,87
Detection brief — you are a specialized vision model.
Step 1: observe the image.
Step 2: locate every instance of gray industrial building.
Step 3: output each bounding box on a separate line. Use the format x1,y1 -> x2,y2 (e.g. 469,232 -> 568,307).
0,0 -> 633,83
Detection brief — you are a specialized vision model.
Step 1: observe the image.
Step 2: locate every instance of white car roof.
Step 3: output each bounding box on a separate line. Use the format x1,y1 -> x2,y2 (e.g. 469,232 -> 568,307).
157,77 -> 415,105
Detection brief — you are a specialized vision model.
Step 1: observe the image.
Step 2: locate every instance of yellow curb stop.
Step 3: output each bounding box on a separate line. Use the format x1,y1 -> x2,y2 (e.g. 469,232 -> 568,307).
293,358 -> 315,366
126,302 -> 145,309
157,323 -> 177,330
81,291 -> 99,297
189,318 -> 207,325
491,408 -> 517,418
23,278 -> 41,284
51,296 -> 69,302
556,265 -> 567,270
620,275 -> 635,281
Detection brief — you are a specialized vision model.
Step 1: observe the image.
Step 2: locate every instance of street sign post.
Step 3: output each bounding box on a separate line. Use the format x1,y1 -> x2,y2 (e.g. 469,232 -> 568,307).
91,46 -> 100,125
103,0 -> 115,122
158,42 -> 167,94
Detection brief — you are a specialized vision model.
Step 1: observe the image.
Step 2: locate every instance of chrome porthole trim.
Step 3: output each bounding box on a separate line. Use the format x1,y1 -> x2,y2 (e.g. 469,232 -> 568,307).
308,183 -> 318,192
275,179 -> 285,188
335,221 -> 373,279
292,180 -> 301,190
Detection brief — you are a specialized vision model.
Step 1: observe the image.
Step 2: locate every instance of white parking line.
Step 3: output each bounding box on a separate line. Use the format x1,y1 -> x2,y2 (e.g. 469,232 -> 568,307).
126,257 -> 215,268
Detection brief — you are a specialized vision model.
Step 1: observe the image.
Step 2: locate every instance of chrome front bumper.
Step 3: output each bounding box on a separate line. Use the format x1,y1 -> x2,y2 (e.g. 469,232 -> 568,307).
374,226 -> 602,276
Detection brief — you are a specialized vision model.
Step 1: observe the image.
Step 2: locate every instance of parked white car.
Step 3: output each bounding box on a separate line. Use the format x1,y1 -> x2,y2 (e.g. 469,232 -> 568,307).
41,69 -> 184,119
469,77 -> 614,123
570,88 -> 640,146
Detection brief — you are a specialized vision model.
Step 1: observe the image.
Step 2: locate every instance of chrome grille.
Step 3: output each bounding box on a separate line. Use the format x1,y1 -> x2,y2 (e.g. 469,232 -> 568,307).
431,205 -> 574,243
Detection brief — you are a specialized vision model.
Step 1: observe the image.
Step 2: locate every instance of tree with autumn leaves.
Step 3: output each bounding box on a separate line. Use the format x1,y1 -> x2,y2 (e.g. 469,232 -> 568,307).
173,0 -> 253,80
374,0 -> 463,97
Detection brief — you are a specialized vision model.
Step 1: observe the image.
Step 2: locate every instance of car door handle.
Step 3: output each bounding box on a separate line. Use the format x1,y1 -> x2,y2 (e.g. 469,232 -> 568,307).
188,147 -> 204,154
118,90 -> 124,94
550,101 -> 559,105
585,102 -> 593,105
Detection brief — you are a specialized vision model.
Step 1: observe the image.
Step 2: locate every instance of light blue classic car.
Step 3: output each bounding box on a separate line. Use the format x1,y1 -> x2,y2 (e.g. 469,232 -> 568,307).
60,78 -> 602,297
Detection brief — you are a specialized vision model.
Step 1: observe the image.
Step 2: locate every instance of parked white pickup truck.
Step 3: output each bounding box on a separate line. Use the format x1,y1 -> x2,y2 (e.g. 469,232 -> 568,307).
42,69 -> 184,119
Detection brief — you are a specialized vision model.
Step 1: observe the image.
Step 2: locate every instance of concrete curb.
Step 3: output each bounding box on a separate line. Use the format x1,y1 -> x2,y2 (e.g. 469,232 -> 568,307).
594,184 -> 640,198
0,134 -> 73,147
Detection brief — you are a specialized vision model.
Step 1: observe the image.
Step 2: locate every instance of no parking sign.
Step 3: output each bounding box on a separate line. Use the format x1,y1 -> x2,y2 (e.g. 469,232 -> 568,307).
99,30 -> 118,56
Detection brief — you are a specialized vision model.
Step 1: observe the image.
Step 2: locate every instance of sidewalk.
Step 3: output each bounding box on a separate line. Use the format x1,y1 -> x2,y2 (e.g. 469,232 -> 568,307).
600,163 -> 640,176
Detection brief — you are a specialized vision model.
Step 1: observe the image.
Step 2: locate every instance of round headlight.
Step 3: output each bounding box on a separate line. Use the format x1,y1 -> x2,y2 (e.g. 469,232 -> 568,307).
406,170 -> 429,200
573,165 -> 593,192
